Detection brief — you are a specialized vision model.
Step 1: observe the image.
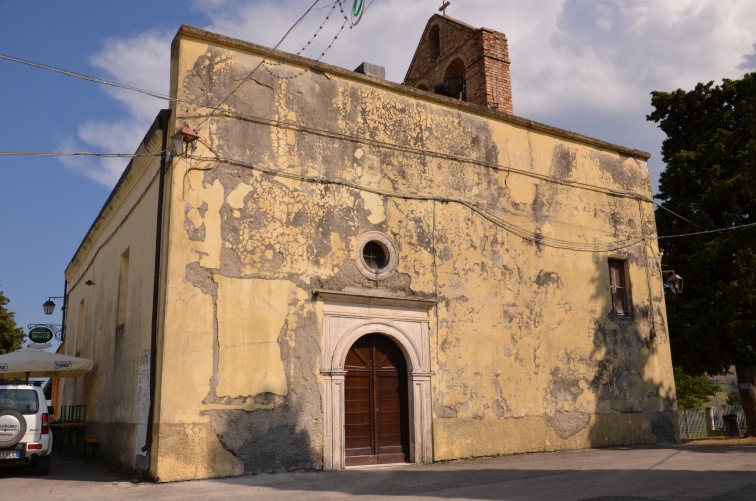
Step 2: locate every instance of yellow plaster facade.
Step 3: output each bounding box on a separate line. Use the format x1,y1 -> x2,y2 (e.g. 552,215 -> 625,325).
62,112 -> 169,469
62,21 -> 677,482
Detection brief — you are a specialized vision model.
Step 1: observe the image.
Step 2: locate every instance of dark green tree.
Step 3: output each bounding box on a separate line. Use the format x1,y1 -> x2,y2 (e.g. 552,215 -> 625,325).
673,366 -> 718,409
648,72 -> 756,435
0,290 -> 25,355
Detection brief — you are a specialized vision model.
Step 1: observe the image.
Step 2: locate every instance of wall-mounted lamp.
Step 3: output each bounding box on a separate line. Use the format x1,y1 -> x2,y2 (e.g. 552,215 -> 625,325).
171,123 -> 200,156
43,296 -> 65,315
662,270 -> 684,294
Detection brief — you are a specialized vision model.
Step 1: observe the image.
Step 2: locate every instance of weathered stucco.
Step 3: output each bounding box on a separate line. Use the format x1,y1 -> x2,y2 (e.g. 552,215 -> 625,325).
151,26 -> 676,481
62,24 -> 677,483
62,115 -> 168,469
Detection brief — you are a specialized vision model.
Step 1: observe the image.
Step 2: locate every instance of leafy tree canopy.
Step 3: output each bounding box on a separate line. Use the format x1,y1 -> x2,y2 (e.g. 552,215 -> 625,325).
0,290 -> 25,355
649,72 -> 756,435
673,366 -> 718,409
648,72 -> 756,375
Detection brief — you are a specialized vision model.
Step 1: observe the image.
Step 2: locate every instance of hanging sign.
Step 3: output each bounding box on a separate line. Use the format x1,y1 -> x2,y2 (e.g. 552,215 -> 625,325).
352,0 -> 365,25
340,0 -> 366,26
28,326 -> 54,344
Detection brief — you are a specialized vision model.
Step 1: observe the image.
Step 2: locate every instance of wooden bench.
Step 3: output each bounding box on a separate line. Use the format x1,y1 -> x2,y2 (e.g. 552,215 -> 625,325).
84,437 -> 99,460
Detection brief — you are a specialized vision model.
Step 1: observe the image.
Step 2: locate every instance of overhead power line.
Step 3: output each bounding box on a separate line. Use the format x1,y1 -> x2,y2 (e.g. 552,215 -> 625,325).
653,202 -> 706,230
186,153 -> 647,253
0,3 -> 651,206
0,5 -> 662,216
2,47 -> 655,202
196,0 -> 323,128
0,49 -> 653,203
185,108 -> 653,203
0,53 -> 171,102
262,0 -> 352,81
653,202 -> 755,238
1,1 -> 356,129
183,152 -> 756,249
656,221 -> 756,240
0,0 -> 330,113
0,151 -> 164,158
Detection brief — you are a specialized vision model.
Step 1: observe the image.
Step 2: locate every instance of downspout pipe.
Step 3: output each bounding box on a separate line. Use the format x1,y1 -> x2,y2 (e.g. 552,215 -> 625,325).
60,280 -> 68,343
143,109 -> 171,455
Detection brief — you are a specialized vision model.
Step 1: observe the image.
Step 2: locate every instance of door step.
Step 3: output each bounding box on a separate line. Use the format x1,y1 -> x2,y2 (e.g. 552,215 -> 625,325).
345,462 -> 413,470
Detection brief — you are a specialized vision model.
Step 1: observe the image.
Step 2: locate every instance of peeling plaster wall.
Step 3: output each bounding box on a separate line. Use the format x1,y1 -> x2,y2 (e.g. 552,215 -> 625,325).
62,129 -> 165,468
150,28 -> 677,481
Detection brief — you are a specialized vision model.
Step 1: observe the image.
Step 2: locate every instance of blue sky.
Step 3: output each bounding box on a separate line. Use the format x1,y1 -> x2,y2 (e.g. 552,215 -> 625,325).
0,1 -> 207,331
1,0 -> 755,333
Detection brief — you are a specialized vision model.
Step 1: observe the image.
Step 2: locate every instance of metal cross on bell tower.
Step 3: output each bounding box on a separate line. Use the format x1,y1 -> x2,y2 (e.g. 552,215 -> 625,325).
439,1 -> 451,16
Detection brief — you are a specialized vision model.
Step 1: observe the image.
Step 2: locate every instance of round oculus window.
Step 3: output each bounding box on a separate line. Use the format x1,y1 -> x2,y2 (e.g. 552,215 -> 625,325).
355,232 -> 398,280
362,241 -> 388,271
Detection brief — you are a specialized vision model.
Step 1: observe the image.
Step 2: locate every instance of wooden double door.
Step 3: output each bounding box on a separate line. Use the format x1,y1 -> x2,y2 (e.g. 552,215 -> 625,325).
344,334 -> 409,466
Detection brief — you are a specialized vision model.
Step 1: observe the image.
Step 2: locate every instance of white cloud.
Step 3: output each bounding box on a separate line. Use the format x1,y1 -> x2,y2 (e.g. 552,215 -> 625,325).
55,137 -> 126,187
59,30 -> 171,186
67,0 -> 756,192
503,0 -> 756,116
89,31 -> 171,120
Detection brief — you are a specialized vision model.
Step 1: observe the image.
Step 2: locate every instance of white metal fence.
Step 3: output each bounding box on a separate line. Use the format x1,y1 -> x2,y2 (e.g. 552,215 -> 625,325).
678,404 -> 746,439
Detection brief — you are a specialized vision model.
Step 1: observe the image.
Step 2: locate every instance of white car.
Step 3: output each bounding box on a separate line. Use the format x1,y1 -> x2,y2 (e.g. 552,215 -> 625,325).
0,383 -> 53,475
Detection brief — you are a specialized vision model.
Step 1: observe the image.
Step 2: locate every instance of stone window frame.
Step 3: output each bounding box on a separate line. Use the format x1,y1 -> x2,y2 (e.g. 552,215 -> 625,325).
355,231 -> 398,281
608,258 -> 632,316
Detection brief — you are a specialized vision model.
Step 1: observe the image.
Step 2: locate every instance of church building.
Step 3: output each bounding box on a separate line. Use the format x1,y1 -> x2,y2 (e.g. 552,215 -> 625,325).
60,12 -> 677,481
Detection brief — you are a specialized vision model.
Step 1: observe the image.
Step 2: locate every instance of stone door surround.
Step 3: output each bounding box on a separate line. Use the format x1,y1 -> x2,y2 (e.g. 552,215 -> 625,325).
315,290 -> 434,470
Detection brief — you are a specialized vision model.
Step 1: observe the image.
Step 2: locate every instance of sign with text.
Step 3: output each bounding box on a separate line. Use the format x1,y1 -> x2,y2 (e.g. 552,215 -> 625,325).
28,326 -> 54,344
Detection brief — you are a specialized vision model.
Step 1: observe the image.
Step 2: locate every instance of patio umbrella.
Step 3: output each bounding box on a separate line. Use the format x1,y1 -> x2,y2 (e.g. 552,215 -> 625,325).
0,346 -> 94,379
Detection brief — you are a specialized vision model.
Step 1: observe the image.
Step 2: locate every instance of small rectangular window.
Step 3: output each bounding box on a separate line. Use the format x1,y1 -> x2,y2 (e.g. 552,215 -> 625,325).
608,258 -> 630,316
117,248 -> 130,330
75,298 -> 85,356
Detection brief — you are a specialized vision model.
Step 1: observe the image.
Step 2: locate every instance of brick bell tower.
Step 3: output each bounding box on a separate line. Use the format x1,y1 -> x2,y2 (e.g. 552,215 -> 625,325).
403,13 -> 513,114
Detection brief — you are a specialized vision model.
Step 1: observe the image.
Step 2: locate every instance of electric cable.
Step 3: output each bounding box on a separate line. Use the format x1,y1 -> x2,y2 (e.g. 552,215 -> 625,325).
1,1 -> 326,129
9,3 -> 742,252
195,0 -> 322,129
180,108 -> 654,203
1,52 -> 653,203
265,0 -> 343,68
314,1 -> 341,10
0,53 -> 171,102
656,221 -> 756,240
653,201 -> 706,230
185,153 -> 648,253
8,145 -> 748,245
180,150 -> 756,249
262,1 -> 350,81
0,151 -> 164,158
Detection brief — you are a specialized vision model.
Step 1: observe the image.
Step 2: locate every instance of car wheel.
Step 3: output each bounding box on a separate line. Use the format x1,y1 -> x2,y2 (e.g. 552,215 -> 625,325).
0,410 -> 27,448
33,454 -> 51,476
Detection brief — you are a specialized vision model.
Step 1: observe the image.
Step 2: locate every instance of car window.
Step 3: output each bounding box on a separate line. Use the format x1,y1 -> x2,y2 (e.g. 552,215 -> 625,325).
0,389 -> 39,414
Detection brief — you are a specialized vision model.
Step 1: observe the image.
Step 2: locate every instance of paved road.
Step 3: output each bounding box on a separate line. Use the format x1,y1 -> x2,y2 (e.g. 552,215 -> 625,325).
1,445 -> 755,500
